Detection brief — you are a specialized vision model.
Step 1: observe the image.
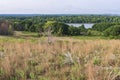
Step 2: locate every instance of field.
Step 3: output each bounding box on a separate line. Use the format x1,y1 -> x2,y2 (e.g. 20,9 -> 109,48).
0,32 -> 120,80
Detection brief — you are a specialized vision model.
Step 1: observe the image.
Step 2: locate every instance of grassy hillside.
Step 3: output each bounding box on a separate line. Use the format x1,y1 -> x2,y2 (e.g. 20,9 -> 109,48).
0,34 -> 120,80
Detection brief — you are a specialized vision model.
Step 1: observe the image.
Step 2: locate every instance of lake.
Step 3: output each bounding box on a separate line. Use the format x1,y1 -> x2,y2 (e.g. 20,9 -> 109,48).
66,23 -> 94,28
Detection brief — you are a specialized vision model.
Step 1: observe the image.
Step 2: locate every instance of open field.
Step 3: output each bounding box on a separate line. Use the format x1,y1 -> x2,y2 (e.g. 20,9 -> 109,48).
0,34 -> 120,80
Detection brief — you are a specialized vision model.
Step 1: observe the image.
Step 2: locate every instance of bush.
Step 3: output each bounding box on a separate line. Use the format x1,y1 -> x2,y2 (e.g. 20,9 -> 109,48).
0,20 -> 14,35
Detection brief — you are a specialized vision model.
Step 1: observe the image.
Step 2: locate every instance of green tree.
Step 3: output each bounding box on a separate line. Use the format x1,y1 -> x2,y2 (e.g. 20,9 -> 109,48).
103,25 -> 120,36
44,21 -> 69,36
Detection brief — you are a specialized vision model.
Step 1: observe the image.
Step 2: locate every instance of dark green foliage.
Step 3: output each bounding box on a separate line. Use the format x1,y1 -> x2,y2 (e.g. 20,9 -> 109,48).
68,25 -> 87,36
103,25 -> 120,36
87,30 -> 102,36
92,23 -> 116,32
78,25 -> 87,35
68,26 -> 80,36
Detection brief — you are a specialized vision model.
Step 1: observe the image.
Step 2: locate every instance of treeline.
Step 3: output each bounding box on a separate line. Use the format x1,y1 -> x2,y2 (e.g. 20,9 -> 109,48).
11,20 -> 120,38
1,19 -> 120,38
1,15 -> 120,23
13,20 -> 87,36
1,15 -> 120,38
0,19 -> 87,36
88,22 -> 120,38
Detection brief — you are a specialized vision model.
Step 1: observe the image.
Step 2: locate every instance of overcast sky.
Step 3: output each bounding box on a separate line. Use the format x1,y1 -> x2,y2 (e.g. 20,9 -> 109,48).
0,0 -> 120,14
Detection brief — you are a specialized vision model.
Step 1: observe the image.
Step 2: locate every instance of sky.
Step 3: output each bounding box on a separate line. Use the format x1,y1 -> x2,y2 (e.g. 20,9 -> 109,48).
0,0 -> 120,14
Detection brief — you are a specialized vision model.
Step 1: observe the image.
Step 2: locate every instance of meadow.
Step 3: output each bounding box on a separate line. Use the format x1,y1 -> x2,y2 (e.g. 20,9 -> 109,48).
0,32 -> 120,80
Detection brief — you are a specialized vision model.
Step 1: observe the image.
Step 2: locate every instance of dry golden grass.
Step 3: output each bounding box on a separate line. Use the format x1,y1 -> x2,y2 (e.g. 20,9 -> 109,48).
0,37 -> 120,80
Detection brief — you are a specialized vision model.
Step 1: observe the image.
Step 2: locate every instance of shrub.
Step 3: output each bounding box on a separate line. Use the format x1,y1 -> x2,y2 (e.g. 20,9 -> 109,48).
93,57 -> 101,65
0,20 -> 14,35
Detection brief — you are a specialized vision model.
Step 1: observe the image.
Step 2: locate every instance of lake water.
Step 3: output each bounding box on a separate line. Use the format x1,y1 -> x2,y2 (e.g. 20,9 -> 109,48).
67,23 -> 94,28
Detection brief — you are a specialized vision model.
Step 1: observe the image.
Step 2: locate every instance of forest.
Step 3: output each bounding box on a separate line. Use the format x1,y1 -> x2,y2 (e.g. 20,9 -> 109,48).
1,15 -> 120,38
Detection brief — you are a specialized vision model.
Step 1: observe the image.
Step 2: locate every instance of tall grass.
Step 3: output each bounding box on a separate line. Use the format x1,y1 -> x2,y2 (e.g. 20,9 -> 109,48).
0,38 -> 120,80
